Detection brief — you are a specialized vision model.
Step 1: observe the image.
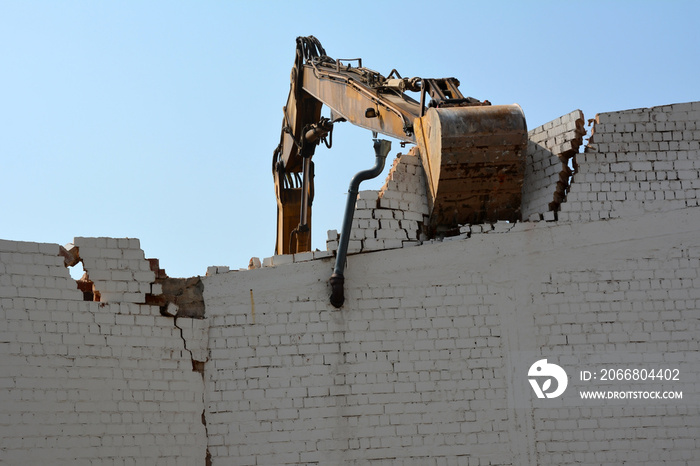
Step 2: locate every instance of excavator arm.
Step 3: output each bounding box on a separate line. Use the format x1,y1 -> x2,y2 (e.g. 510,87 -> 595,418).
273,36 -> 527,256
272,37 -> 324,255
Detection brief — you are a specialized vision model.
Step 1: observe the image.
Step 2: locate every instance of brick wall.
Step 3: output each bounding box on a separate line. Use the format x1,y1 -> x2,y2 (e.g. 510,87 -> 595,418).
200,101 -> 700,465
559,102 -> 700,222
0,239 -> 207,465
326,147 -> 429,255
72,237 -> 156,303
521,110 -> 586,220
203,207 -> 700,465
2,101 -> 700,465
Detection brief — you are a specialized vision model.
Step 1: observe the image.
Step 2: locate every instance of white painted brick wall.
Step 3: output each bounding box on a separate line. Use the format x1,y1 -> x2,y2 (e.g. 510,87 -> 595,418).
0,238 -> 208,464
522,110 -> 586,220
74,236 -> 155,303
0,239 -> 83,301
203,206 -> 700,465
560,102 -> 700,222
2,101 -> 700,465
198,102 -> 700,465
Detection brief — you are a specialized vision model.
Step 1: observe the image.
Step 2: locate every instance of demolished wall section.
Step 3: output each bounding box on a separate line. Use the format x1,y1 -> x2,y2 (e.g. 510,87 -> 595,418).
72,237 -> 156,303
0,238 -> 207,465
521,110 -> 586,220
261,111 -> 587,268
326,147 -> 429,254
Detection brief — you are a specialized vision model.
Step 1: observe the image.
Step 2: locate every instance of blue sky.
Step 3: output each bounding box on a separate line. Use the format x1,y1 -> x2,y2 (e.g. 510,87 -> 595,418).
2,1 -> 698,278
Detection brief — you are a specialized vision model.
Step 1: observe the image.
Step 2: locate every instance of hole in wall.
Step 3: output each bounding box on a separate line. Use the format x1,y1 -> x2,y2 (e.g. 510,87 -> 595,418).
68,260 -> 86,280
67,260 -> 99,302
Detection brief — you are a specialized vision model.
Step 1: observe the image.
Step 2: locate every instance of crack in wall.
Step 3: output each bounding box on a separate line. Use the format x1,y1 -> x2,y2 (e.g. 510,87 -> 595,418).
59,238 -> 212,464
173,317 -> 207,373
173,316 -> 210,465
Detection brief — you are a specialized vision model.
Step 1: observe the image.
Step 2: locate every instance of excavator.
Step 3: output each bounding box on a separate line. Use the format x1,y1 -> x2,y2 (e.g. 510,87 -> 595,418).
272,36 -> 527,305
273,36 -> 527,256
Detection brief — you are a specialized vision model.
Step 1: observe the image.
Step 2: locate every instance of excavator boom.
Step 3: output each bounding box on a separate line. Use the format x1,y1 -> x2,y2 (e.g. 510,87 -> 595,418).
273,36 -> 527,255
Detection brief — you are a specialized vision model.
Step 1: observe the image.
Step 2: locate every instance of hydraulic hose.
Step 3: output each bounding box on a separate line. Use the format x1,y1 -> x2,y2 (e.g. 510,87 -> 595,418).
330,138 -> 391,308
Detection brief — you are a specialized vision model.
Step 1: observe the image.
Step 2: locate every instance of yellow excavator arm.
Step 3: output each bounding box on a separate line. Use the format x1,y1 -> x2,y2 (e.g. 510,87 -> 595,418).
273,36 -> 527,256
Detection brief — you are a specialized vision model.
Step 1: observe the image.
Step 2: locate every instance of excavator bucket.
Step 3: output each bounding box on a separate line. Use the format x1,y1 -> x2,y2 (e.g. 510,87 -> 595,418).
414,104 -> 528,231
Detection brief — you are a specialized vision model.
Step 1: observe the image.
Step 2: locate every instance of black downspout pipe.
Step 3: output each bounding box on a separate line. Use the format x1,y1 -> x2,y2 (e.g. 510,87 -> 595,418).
330,138 -> 391,308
